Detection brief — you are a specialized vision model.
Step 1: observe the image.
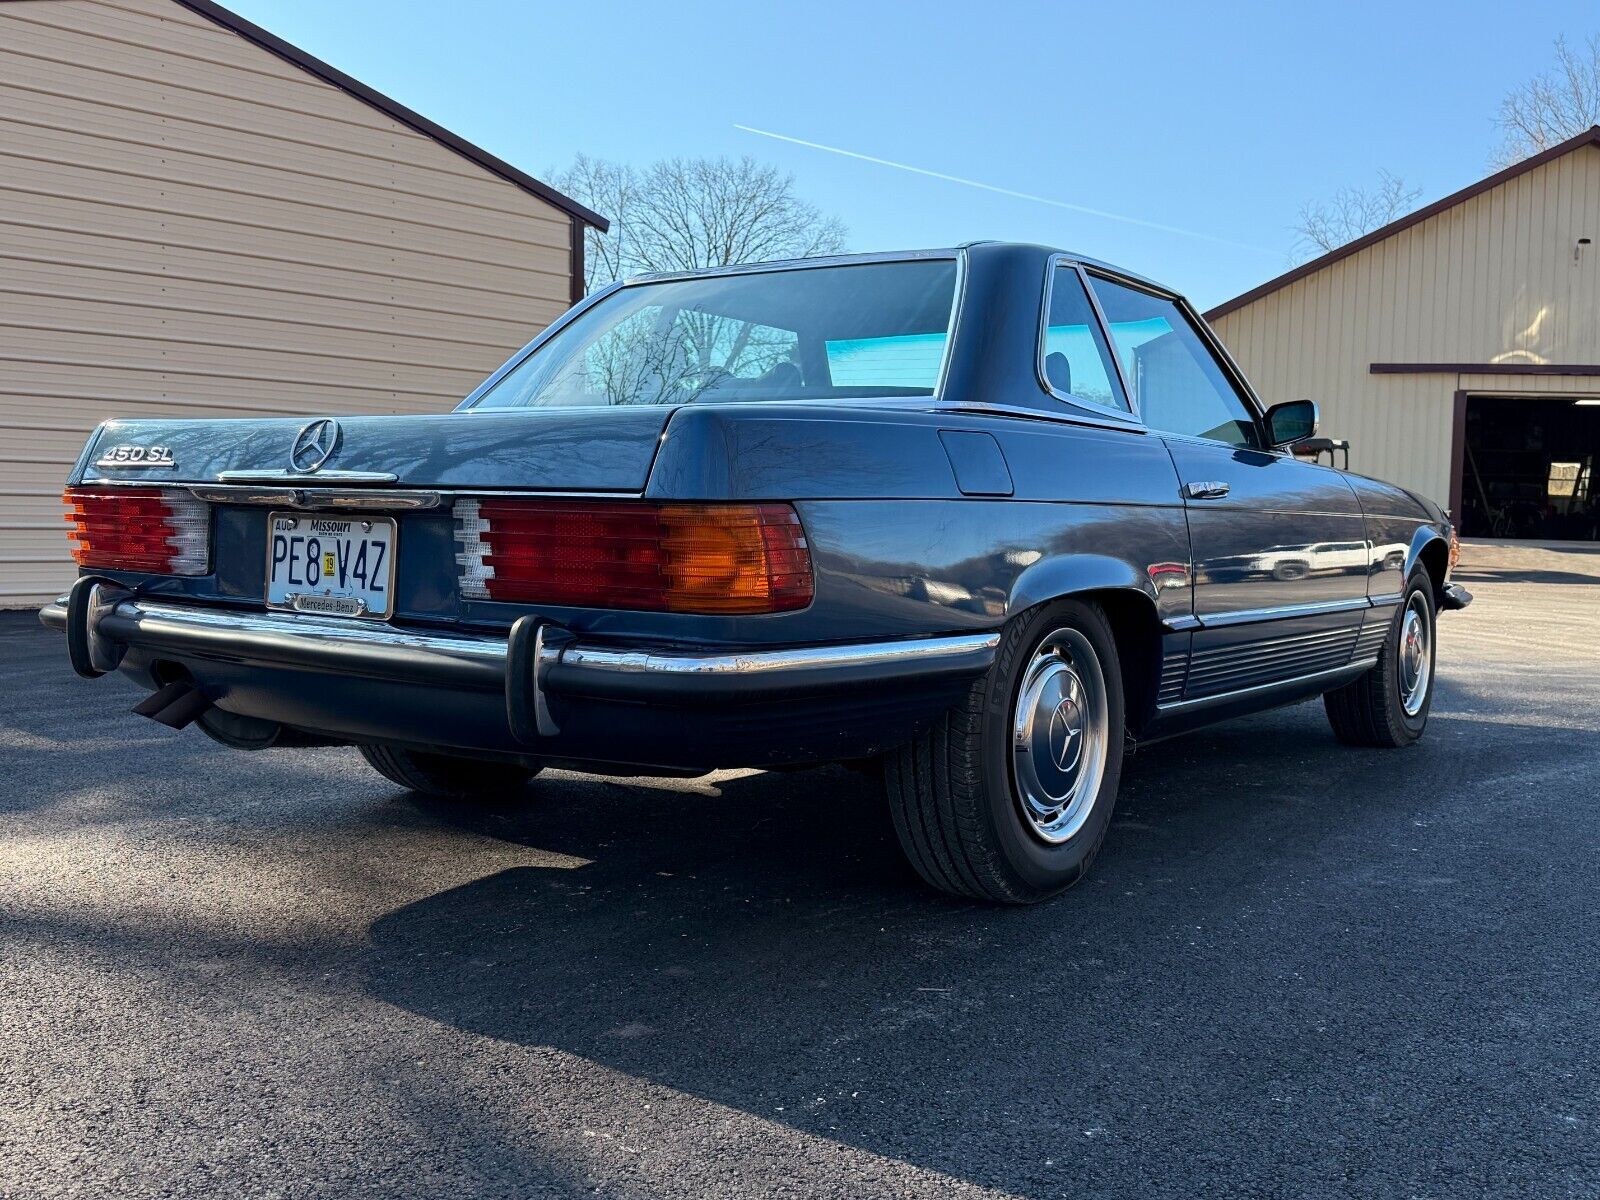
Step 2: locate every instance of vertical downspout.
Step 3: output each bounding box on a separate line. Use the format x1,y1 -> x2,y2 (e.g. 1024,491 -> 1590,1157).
569,217 -> 586,308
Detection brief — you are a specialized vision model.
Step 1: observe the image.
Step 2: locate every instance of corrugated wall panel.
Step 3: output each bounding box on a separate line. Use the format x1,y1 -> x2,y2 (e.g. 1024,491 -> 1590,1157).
1211,145 -> 1600,506
0,83 -> 557,225
0,260 -> 546,349
3,225 -> 563,321
0,296 -> 525,376
0,179 -> 570,287
0,0 -> 577,605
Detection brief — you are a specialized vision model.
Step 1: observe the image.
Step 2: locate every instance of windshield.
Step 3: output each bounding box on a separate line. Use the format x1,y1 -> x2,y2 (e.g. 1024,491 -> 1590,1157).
468,258 -> 959,409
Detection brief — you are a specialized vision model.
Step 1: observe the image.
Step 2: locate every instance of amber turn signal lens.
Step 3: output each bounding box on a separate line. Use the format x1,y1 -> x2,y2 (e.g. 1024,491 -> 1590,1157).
454,499 -> 813,614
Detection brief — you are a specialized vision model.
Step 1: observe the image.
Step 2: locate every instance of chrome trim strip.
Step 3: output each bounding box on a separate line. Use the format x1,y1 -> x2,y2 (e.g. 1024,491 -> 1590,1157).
79,480 -> 631,504
1155,658 -> 1377,715
1368,592 -> 1405,606
101,600 -> 505,658
628,248 -> 961,284
188,485 -> 441,511
1197,597 -> 1372,628
551,633 -> 1000,680
931,248 -> 966,403
217,469 -> 399,483
930,399 -> 1150,434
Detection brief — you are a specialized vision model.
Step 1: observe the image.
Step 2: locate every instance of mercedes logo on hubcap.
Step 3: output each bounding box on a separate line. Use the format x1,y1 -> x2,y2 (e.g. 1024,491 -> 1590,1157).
289,418 -> 341,473
1048,695 -> 1084,773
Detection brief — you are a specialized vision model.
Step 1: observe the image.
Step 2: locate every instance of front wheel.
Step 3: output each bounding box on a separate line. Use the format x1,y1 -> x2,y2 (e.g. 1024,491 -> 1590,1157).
1323,573 -> 1437,747
884,599 -> 1126,904
359,744 -> 539,801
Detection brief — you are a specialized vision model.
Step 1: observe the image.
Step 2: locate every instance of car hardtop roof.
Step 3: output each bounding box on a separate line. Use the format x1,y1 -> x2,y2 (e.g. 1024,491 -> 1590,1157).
624,242 -> 1169,295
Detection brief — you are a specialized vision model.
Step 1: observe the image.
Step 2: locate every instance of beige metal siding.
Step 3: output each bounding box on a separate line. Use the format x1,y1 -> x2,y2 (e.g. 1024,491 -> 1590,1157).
0,0 -> 574,603
1210,145 -> 1600,506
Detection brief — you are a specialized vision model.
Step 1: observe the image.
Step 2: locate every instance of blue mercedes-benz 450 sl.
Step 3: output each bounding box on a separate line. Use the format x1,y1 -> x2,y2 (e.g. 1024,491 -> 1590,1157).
42,242 -> 1471,903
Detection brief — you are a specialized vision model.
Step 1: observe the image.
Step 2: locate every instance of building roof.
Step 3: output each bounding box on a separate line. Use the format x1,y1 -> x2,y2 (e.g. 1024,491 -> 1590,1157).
1205,125 -> 1600,321
172,0 -> 608,231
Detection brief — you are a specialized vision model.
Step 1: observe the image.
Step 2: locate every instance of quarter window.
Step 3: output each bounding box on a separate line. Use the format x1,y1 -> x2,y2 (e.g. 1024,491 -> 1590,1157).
1041,267 -> 1126,412
1089,276 -> 1261,448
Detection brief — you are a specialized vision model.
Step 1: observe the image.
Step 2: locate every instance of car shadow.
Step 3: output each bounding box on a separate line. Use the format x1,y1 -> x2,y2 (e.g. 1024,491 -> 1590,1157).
360,693 -> 1591,1197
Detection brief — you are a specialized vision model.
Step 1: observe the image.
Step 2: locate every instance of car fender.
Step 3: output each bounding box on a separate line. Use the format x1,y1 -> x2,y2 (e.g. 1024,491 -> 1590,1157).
1007,553 -> 1159,619
1403,525 -> 1450,586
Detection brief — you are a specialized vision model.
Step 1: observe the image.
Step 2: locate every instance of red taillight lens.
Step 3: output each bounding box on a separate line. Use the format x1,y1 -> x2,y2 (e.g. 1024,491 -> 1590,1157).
63,487 -> 210,575
454,499 -> 813,614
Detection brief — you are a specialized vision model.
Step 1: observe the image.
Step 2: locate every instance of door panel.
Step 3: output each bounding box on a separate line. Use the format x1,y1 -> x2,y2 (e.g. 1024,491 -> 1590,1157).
1165,437 -> 1368,620
1165,436 -> 1371,698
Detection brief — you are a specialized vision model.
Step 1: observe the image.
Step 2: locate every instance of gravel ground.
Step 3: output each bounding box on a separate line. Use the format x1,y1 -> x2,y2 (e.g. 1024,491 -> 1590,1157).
2,542 -> 1597,1199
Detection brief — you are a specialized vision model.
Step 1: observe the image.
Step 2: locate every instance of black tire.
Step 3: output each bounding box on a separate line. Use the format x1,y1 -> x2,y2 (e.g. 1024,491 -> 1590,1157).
884,599 -> 1126,904
359,744 -> 539,800
1323,572 -> 1437,748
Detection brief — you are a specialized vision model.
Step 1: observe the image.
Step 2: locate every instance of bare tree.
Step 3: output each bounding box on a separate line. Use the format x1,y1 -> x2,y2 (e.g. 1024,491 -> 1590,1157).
554,154 -> 847,292
1493,34 -> 1600,166
554,154 -> 635,292
1291,170 -> 1423,260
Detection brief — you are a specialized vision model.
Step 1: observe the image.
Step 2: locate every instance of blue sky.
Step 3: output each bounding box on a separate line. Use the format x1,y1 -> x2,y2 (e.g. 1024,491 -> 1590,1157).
222,0 -> 1597,309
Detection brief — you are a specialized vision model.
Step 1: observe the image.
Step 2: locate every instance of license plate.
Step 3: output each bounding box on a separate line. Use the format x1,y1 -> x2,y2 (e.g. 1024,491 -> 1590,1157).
266,513 -> 396,619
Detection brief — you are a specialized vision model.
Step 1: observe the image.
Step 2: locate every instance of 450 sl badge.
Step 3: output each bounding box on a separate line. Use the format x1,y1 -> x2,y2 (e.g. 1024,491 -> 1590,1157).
94,444 -> 176,468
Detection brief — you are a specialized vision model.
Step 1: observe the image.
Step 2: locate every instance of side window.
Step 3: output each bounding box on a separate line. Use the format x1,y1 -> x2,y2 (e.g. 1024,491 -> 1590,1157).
1089,276 -> 1261,448
1041,266 -> 1126,412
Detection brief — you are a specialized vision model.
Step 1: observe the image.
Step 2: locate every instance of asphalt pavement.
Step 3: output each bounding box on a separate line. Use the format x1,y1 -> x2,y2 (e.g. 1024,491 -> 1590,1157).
2,542 -> 1597,1199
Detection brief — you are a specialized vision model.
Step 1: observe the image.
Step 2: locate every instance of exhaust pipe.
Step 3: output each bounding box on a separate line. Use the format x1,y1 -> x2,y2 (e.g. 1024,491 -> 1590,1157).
132,681 -> 214,730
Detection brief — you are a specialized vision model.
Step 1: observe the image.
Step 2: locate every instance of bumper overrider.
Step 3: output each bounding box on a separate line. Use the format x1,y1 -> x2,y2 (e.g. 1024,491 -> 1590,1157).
40,579 -> 999,772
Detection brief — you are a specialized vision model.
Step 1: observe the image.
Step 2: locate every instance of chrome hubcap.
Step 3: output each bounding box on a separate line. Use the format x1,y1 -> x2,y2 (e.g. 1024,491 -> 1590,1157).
1011,628 -> 1108,844
1399,593 -> 1432,717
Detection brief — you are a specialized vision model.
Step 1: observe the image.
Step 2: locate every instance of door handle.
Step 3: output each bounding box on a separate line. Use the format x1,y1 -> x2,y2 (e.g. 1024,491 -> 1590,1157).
1183,480 -> 1231,500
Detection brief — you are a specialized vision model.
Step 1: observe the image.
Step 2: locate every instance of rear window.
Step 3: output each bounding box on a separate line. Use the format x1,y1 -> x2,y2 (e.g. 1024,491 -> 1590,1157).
469,259 -> 958,409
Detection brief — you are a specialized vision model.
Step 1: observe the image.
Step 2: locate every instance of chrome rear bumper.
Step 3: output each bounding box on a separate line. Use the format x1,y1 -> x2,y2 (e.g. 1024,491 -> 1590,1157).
39,585 -> 999,757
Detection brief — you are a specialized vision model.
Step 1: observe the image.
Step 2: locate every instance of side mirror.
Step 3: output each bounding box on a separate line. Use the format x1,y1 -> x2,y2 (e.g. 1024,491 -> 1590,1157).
1265,398 -> 1318,449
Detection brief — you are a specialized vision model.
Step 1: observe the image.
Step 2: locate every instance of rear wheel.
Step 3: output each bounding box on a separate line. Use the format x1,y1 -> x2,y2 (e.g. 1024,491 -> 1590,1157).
1323,572 -> 1436,747
359,744 -> 539,800
884,599 -> 1126,904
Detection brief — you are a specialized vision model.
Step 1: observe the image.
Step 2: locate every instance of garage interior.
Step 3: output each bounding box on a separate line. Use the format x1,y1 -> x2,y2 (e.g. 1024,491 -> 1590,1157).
1458,394 -> 1600,540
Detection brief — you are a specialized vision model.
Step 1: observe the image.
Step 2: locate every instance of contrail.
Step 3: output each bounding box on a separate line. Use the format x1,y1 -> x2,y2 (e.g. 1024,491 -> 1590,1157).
734,124 -> 1270,253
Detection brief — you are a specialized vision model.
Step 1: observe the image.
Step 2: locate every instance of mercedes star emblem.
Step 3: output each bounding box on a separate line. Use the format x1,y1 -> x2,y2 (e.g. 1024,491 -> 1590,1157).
289,418 -> 341,473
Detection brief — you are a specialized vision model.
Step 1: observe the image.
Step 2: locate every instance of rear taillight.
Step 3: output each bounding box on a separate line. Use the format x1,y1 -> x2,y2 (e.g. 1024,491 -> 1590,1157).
64,487 -> 209,575
454,498 -> 813,614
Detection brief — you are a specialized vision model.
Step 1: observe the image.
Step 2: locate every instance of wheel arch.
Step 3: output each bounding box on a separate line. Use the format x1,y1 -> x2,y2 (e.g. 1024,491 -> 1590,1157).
1008,557 -> 1167,738
1408,530 -> 1450,603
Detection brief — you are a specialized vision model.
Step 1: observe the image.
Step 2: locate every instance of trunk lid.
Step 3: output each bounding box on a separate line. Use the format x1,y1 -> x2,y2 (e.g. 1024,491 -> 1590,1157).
77,408 -> 676,492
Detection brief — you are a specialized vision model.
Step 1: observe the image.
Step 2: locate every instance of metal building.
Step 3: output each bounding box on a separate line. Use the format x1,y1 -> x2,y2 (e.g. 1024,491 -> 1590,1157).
0,0 -> 604,605
1207,127 -> 1600,540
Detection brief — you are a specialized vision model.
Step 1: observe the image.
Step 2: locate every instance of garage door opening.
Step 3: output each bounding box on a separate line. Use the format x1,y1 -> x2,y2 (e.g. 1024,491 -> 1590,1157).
1458,394 -> 1600,540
